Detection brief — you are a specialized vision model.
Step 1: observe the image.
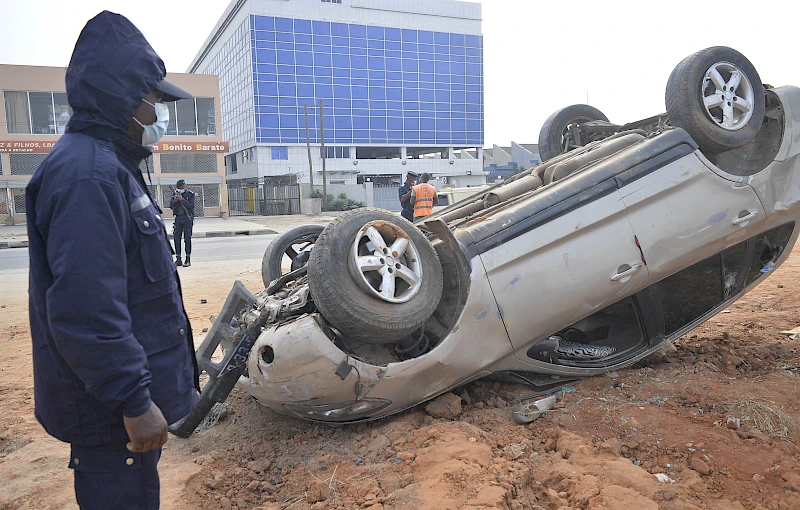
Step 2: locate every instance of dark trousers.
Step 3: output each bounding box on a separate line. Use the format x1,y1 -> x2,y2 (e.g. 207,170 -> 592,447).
173,219 -> 193,257
70,445 -> 162,509
401,209 -> 414,222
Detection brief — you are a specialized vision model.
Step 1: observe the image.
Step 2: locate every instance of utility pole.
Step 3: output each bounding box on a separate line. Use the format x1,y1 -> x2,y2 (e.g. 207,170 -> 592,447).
319,100 -> 328,212
304,104 -> 314,189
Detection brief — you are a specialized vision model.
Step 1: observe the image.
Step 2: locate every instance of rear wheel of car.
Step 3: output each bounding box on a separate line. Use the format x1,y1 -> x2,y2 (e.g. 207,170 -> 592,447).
308,208 -> 443,344
538,104 -> 610,162
666,46 -> 764,153
261,224 -> 324,288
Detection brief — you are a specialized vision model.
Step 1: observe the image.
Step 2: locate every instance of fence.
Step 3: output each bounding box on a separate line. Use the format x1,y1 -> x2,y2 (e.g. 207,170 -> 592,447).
228,179 -> 300,216
372,184 -> 402,211
158,184 -> 221,218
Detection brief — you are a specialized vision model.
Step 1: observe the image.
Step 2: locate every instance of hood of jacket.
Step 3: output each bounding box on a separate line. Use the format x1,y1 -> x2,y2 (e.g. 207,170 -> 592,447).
65,11 -> 165,158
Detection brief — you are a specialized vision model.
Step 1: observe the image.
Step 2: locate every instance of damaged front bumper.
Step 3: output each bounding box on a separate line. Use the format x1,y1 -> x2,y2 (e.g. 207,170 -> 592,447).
240,313 -> 390,421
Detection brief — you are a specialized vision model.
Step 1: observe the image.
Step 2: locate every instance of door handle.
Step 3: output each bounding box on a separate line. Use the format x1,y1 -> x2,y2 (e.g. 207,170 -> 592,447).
732,210 -> 758,226
611,264 -> 641,282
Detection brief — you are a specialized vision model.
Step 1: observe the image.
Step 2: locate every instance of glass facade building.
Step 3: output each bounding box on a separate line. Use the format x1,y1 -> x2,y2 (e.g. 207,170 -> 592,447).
251,15 -> 483,147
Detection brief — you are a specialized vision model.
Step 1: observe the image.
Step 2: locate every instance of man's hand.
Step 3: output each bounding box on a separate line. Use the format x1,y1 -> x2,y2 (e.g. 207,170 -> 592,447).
174,193 -> 182,201
124,402 -> 168,453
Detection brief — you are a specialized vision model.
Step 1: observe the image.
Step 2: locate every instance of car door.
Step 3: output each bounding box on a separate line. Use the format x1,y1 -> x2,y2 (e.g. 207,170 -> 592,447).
620,151 -> 766,284
478,189 -> 648,352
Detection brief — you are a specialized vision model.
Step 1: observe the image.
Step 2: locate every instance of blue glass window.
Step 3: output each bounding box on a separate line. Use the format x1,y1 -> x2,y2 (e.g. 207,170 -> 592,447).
452,103 -> 466,113
386,41 -> 401,51
316,84 -> 333,98
334,116 -> 352,129
295,43 -> 312,53
353,108 -> 370,117
466,120 -> 481,131
331,36 -> 349,48
388,130 -> 403,142
352,99 -> 368,109
403,89 -> 418,101
435,119 -> 450,131
368,49 -> 385,58
258,82 -> 278,96
259,129 -> 280,141
452,91 -> 466,103
296,66 -> 313,76
434,32 -> 449,45
368,57 -> 385,70
418,31 -> 433,43
386,58 -> 401,71
276,51 -> 295,65
313,20 -> 331,35
296,33 -> 312,44
331,22 -> 348,36
333,85 -> 351,98
350,55 -> 367,69
258,96 -> 278,106
402,29 -> 417,42
367,26 -> 384,39
370,117 -> 387,129
368,38 -> 385,49
278,96 -> 298,107
349,24 -> 366,38
350,38 -> 367,48
313,34 -> 331,45
253,16 -> 275,31
297,84 -> 314,97
314,53 -> 332,66
387,100 -> 402,111
353,116 -> 369,129
452,46 -> 465,56
387,118 -> 403,130
271,146 -> 288,159
276,17 -> 293,32
352,86 -> 368,99
257,49 -> 277,63
386,88 -> 402,101
369,88 -> 386,100
386,71 -> 402,81
465,35 -> 481,47
332,54 -> 350,68
333,73 -> 350,83
418,44 -> 433,56
259,114 -> 279,128
452,119 -> 466,131
419,89 -> 435,102
294,19 -> 311,33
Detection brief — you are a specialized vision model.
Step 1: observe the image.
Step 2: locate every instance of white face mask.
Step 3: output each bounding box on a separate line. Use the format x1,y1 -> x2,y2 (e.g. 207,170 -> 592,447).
133,99 -> 169,146
176,188 -> 185,194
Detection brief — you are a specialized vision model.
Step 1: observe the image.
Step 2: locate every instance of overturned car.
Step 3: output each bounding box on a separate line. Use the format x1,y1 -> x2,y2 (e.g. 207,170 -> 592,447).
171,47 -> 800,435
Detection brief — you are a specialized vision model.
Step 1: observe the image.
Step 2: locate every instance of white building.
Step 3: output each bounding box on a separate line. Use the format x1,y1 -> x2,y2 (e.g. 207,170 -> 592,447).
189,0 -> 485,188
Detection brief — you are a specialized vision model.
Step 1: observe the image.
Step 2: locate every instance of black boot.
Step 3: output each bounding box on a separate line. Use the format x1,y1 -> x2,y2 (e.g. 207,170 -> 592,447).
175,256 -> 183,266
183,255 -> 191,267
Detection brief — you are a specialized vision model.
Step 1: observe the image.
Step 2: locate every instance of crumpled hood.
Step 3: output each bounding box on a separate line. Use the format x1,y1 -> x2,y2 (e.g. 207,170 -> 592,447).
66,11 -> 165,135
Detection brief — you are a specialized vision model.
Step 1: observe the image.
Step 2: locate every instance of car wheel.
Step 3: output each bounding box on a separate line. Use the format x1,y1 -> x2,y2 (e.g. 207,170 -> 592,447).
666,46 -> 765,153
261,224 -> 325,288
308,208 -> 443,344
538,104 -> 610,162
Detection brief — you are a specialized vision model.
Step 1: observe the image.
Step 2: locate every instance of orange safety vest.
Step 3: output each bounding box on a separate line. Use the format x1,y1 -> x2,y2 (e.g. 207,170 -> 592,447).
412,183 -> 436,217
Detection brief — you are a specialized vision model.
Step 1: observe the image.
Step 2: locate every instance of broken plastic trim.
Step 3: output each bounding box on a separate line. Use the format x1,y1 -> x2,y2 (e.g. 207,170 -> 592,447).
283,398 -> 392,422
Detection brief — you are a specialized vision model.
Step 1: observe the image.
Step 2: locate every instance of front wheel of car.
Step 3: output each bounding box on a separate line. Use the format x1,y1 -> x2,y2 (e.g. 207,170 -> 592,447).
666,46 -> 765,153
308,208 -> 443,344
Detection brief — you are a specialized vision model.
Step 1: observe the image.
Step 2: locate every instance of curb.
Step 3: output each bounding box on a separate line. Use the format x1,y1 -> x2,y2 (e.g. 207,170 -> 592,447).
0,229 -> 277,249
0,240 -> 28,249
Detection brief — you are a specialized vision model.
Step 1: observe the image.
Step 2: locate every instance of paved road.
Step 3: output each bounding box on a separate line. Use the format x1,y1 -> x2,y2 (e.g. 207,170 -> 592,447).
0,235 -> 278,272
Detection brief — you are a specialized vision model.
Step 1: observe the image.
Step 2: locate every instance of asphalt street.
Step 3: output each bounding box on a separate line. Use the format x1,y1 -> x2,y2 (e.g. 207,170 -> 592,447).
0,235 -> 277,272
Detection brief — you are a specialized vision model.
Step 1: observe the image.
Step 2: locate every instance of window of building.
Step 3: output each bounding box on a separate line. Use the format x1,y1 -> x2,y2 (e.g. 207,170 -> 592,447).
166,97 -> 216,136
4,91 -> 74,135
271,146 -> 288,159
320,146 -> 349,158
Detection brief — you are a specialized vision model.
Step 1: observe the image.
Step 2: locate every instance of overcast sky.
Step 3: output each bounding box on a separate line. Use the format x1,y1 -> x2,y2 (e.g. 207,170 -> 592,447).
1,0 -> 797,147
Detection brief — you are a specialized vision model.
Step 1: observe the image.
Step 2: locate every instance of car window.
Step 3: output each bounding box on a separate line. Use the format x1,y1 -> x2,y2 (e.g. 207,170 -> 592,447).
722,241 -> 748,299
745,222 -> 795,287
526,296 -> 644,365
660,254 -> 723,336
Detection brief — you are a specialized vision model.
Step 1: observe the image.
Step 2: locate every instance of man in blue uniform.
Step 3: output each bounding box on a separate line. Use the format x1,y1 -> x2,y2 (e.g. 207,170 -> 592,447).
398,171 -> 418,222
169,179 -> 195,267
26,11 -> 199,509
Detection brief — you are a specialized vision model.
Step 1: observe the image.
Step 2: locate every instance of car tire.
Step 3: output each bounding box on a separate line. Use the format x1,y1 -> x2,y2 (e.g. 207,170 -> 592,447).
261,224 -> 324,288
538,104 -> 610,162
666,46 -> 764,153
308,208 -> 443,344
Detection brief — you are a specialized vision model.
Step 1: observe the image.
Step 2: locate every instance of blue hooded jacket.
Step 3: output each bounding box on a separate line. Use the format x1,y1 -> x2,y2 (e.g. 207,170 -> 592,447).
26,11 -> 198,447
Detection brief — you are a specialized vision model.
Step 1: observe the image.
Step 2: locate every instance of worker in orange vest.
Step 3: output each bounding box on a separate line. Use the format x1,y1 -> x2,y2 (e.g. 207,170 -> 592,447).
411,172 -> 438,219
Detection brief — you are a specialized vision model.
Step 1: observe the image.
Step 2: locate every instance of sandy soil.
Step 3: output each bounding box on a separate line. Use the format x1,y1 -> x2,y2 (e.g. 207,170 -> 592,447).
1,246 -> 799,510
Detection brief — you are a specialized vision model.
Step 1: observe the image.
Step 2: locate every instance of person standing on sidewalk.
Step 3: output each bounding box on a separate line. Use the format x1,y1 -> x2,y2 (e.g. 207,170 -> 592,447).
411,172 -> 438,219
398,171 -> 418,222
169,179 -> 195,267
25,11 -> 199,509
